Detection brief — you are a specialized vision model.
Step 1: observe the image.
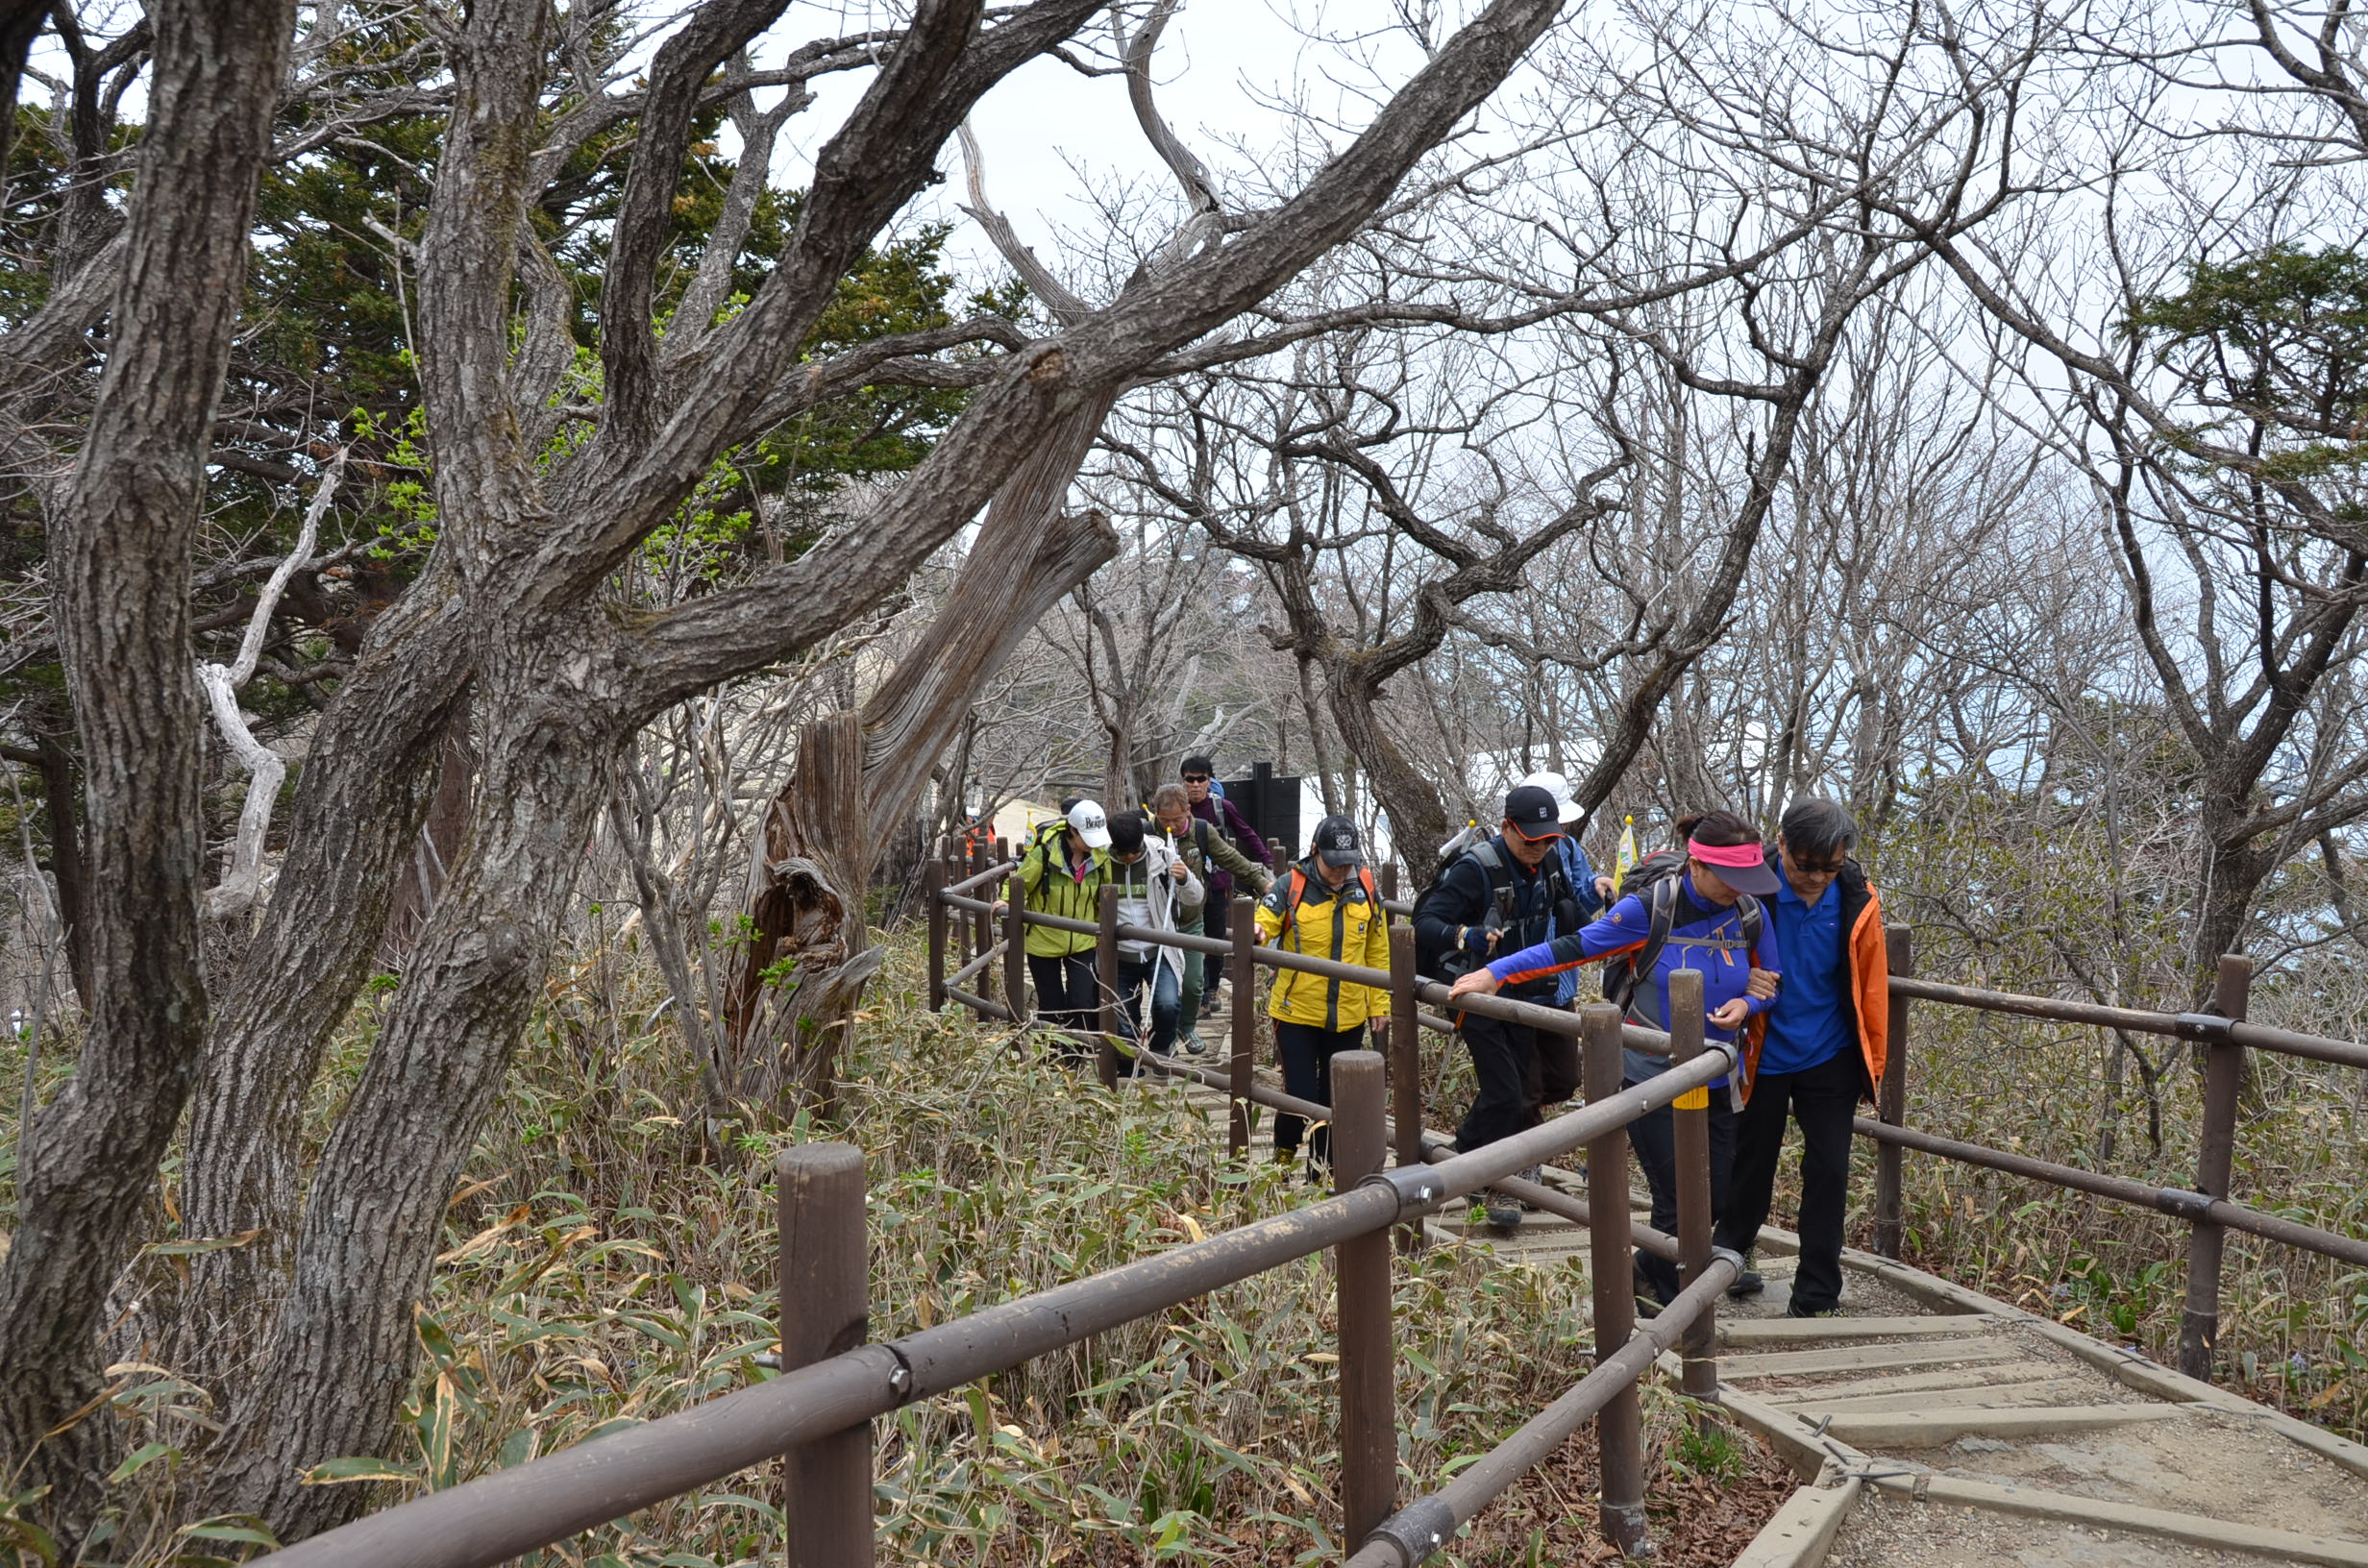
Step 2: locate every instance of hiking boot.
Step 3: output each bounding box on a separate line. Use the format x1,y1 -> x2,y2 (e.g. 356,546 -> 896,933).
1726,1267 -> 1766,1299
1514,1164 -> 1545,1211
1482,1194 -> 1522,1232
1179,1024 -> 1207,1055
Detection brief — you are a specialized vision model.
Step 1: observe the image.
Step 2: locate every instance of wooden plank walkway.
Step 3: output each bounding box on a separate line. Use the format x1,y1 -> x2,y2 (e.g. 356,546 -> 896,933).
1130,1066 -> 2368,1567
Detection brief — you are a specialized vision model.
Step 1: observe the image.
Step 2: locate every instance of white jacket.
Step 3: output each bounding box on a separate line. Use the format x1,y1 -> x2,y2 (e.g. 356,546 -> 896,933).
1110,837 -> 1205,976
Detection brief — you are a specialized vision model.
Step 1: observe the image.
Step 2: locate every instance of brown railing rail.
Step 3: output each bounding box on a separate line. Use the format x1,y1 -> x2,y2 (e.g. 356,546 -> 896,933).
257,838 -> 2367,1568
945,850 -> 2366,1410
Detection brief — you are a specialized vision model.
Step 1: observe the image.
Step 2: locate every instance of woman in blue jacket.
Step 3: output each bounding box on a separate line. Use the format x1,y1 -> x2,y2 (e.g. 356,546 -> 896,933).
1449,810 -> 1781,1306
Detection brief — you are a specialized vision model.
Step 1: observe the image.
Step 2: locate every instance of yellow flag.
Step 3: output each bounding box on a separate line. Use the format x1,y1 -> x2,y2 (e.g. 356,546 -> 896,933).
1614,815 -> 1638,894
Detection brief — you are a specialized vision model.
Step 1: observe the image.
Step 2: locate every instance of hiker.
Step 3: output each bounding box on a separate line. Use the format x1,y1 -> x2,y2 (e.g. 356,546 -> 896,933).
1105,811 -> 1203,1063
1008,799 -> 1114,1043
1151,783 -> 1272,1052
1448,809 -> 1782,1306
1254,814 -> 1390,1177
1517,771 -> 1616,988
1413,783 -> 1589,1231
1182,756 -> 1273,1017
1714,798 -> 1888,1317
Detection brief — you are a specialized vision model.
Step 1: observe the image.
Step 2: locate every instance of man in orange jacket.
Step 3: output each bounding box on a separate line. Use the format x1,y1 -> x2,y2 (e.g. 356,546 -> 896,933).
1715,798 -> 1889,1316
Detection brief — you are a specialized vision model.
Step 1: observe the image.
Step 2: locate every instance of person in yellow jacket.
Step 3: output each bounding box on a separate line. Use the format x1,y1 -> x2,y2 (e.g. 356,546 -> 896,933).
1012,800 -> 1113,1039
1254,814 -> 1391,1175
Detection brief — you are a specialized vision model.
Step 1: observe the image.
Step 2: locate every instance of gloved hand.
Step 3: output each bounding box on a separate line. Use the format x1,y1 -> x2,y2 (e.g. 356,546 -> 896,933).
1462,923 -> 1500,957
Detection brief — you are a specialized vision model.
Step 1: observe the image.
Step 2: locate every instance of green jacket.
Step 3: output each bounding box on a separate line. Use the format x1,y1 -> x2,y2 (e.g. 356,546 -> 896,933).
1017,824 -> 1110,957
1158,818 -> 1271,924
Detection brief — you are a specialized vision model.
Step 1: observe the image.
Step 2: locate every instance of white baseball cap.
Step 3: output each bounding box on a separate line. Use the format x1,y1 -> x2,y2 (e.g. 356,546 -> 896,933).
1067,798 -> 1113,849
1517,771 -> 1583,825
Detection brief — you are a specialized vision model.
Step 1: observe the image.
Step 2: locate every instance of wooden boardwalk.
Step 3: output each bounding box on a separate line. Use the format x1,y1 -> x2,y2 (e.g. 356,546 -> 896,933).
1140,1066 -> 2368,1568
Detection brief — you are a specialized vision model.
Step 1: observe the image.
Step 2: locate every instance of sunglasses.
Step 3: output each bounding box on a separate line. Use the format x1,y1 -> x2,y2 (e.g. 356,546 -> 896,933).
1182,774 -> 1210,784
1789,857 -> 1846,876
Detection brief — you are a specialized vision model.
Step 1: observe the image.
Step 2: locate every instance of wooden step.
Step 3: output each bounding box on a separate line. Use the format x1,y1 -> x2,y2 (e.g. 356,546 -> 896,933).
1823,1402 -> 2187,1449
1722,1337 -> 2019,1381
1761,1360 -> 2069,1405
1778,1377 -> 2095,1414
1719,1313 -> 2000,1346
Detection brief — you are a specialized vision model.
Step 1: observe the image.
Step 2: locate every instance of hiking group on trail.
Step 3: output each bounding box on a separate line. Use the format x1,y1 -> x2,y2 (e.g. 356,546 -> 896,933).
1443,793 -> 1887,1316
996,759 -> 1887,1318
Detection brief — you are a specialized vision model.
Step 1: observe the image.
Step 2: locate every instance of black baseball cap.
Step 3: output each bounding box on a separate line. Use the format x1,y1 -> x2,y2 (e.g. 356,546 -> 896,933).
1503,785 -> 1564,840
1313,814 -> 1365,867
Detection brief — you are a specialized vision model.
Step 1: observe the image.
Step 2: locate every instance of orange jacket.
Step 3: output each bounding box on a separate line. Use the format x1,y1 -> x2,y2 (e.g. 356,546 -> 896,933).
1740,863 -> 1887,1102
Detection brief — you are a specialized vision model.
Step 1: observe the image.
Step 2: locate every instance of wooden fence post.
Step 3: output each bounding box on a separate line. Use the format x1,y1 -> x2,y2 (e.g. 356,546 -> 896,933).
1003,869 -> 1027,1022
989,843 -> 1008,1014
1097,884 -> 1122,1089
2179,954 -> 2252,1382
1389,924 -> 1423,1172
967,837 -> 987,968
778,1143 -> 874,1568
1333,1050 -> 1395,1545
1229,894 -> 1256,1156
1584,1001 -> 1650,1558
1667,968 -> 1718,1406
925,860 -> 947,1014
1873,923 -> 1912,1260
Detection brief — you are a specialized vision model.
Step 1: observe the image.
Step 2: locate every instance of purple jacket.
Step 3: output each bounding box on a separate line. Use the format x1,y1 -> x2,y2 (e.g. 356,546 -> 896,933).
1190,794 -> 1271,900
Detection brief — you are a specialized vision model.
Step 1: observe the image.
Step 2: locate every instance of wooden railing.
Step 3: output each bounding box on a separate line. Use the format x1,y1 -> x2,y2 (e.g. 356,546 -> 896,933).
256,836 -> 2368,1568
940,846 -> 2368,1367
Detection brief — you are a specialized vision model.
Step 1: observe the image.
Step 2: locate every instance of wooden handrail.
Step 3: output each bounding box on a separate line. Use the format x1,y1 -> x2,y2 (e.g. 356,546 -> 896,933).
260,1040 -> 1726,1568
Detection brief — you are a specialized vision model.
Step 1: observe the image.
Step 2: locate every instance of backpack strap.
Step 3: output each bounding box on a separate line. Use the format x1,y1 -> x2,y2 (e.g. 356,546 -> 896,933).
1274,865 -> 1311,945
1465,841 -> 1517,927
1635,872 -> 1681,982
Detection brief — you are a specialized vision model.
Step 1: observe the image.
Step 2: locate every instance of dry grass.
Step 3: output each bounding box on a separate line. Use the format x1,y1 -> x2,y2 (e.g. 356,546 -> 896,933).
0,932 -> 1793,1564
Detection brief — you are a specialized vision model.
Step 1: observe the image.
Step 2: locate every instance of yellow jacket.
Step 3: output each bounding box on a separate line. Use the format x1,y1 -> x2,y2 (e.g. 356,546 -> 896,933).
1017,824 -> 1109,958
1255,859 -> 1391,1030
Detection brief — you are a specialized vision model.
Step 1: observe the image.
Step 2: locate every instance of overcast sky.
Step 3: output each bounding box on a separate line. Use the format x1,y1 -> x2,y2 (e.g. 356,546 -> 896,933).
762,0 -> 1441,284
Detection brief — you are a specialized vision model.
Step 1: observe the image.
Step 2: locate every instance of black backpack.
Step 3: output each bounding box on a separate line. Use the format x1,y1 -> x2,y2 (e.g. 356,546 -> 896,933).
1414,840 -> 1576,984
1601,848 -> 1764,1019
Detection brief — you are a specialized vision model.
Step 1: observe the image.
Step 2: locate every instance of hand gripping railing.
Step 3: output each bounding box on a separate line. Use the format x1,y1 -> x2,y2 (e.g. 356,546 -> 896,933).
259,998 -> 1735,1568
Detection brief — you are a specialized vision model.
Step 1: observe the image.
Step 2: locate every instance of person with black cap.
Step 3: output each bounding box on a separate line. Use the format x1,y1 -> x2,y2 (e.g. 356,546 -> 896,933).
1253,813 -> 1390,1177
1448,809 -> 1782,1305
1414,783 -> 1589,1230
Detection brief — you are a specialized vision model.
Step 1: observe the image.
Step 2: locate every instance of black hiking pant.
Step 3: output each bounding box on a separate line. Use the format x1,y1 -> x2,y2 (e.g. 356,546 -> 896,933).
1273,1019 -> 1365,1167
1627,1080 -> 1739,1306
1027,953 -> 1098,1050
1716,1045 -> 1865,1315
1453,1009 -> 1581,1152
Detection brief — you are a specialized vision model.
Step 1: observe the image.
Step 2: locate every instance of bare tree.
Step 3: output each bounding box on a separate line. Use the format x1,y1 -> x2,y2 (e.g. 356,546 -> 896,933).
0,0 -> 1579,1541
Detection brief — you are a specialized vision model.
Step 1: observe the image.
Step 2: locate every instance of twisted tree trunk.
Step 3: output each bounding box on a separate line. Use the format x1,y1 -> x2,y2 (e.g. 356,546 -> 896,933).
0,0 -> 296,1531
727,422 -> 1120,1079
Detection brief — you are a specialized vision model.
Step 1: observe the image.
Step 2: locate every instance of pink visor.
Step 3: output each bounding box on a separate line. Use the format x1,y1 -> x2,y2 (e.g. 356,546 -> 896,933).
1688,838 -> 1764,870
1688,835 -> 1781,895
